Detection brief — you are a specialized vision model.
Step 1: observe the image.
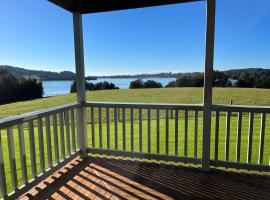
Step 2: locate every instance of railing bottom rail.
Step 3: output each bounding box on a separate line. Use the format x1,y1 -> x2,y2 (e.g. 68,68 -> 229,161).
210,160 -> 270,172
88,148 -> 201,165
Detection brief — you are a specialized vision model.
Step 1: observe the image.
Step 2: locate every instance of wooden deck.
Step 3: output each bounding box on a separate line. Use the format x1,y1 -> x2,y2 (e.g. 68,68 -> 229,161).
20,157 -> 270,200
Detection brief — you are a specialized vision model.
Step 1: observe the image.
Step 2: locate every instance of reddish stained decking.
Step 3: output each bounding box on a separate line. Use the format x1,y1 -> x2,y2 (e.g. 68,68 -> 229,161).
19,157 -> 270,200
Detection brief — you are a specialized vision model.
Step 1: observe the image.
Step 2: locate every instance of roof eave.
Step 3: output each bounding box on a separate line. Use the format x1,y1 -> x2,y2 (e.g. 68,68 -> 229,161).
49,0 -> 205,14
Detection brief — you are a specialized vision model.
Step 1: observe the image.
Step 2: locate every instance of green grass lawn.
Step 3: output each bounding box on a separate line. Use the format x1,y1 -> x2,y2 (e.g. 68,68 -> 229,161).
1,87 -> 270,119
0,88 -> 270,196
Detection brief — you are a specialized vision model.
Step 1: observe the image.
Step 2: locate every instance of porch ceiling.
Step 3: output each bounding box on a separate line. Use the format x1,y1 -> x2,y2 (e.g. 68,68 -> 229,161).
49,0 -> 204,14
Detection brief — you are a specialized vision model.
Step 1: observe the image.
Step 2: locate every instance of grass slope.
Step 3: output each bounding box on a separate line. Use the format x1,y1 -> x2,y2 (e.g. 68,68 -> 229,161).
1,88 -> 270,119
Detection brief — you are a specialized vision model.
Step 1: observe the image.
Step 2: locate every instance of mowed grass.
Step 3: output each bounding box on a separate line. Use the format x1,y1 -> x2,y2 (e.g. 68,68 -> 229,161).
1,87 -> 270,119
0,88 -> 270,196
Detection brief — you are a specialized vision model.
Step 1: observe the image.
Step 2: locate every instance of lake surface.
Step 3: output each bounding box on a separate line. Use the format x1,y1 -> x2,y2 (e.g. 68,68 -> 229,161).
43,77 -> 176,97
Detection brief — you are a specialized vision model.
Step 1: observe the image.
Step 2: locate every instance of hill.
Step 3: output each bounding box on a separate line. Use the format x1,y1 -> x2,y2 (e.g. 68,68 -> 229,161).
0,65 -> 77,80
0,65 -> 96,81
1,65 -> 270,82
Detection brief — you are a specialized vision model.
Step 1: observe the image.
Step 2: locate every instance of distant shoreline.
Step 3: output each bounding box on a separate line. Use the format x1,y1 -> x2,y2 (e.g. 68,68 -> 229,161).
42,76 -> 178,81
1,65 -> 270,83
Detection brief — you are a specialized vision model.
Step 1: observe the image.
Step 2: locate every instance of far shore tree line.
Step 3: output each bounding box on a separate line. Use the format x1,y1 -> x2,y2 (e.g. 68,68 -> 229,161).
130,70 -> 270,89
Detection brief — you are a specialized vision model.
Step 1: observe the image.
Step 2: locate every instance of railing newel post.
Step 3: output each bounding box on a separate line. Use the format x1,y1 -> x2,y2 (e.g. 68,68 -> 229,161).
73,12 -> 88,158
202,0 -> 216,172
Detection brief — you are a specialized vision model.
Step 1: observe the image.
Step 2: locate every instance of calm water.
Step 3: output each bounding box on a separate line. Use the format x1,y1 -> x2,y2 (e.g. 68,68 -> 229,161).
43,77 -> 176,97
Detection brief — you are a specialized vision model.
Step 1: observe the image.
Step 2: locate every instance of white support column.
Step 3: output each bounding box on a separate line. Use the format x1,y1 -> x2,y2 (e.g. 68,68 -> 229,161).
202,0 -> 216,171
73,12 -> 88,158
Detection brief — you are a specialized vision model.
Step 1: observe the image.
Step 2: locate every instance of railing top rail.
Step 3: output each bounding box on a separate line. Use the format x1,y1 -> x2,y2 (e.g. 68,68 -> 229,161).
1,101 -> 269,130
85,101 -> 204,110
0,103 -> 80,129
212,104 -> 270,113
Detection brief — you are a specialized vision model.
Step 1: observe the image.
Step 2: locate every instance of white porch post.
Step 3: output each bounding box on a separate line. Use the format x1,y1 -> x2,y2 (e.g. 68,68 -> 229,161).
73,12 -> 88,157
202,0 -> 216,171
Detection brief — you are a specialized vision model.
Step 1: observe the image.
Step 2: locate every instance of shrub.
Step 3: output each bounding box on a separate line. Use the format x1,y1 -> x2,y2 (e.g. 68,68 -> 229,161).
129,79 -> 144,89
70,81 -> 119,93
129,79 -> 163,89
95,81 -> 119,90
143,80 -> 163,88
70,81 -> 93,93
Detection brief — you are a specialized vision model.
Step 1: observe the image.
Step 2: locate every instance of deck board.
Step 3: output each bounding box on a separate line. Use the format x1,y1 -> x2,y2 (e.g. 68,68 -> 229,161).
19,156 -> 270,200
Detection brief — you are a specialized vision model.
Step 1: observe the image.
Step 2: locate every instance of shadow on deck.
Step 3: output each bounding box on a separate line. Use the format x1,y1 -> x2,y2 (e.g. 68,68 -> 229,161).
20,156 -> 270,200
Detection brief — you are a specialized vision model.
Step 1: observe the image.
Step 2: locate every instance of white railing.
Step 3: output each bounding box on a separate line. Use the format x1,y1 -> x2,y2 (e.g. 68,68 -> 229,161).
0,102 -> 270,199
0,103 -> 80,199
86,102 -> 270,172
85,102 -> 204,164
211,105 -> 270,171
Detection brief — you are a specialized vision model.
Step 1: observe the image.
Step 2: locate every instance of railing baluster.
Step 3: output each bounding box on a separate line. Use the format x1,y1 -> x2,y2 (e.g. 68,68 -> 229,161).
91,107 -> 95,148
236,112 -> 242,163
37,118 -> 45,173
225,111 -> 231,161
7,128 -> 18,191
122,108 -> 126,151
59,113 -> 65,160
70,109 -> 76,152
75,108 -> 80,149
64,112 -> 71,156
175,110 -> 178,156
0,131 -> 7,198
139,108 -> 142,152
156,109 -> 160,155
28,120 -> 37,178
106,107 -> 110,149
98,107 -> 103,149
184,110 -> 188,158
45,116 -> 52,167
247,112 -> 254,163
18,124 -> 28,184
148,109 -> 151,153
118,108 -> 121,122
131,108 -> 134,152
53,114 -> 59,163
214,111 -> 220,160
166,109 -> 169,155
258,113 -> 266,165
114,108 -> 118,150
194,110 -> 198,158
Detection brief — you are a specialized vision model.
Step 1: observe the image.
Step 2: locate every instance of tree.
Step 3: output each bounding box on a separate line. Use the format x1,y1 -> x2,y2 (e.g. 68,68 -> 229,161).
236,72 -> 255,88
165,81 -> 176,88
0,70 -> 44,104
175,74 -> 204,87
213,71 -> 231,87
18,78 -> 43,100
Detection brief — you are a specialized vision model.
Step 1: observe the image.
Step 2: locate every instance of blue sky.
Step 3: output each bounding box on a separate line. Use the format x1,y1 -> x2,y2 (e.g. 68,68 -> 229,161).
0,0 -> 270,76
